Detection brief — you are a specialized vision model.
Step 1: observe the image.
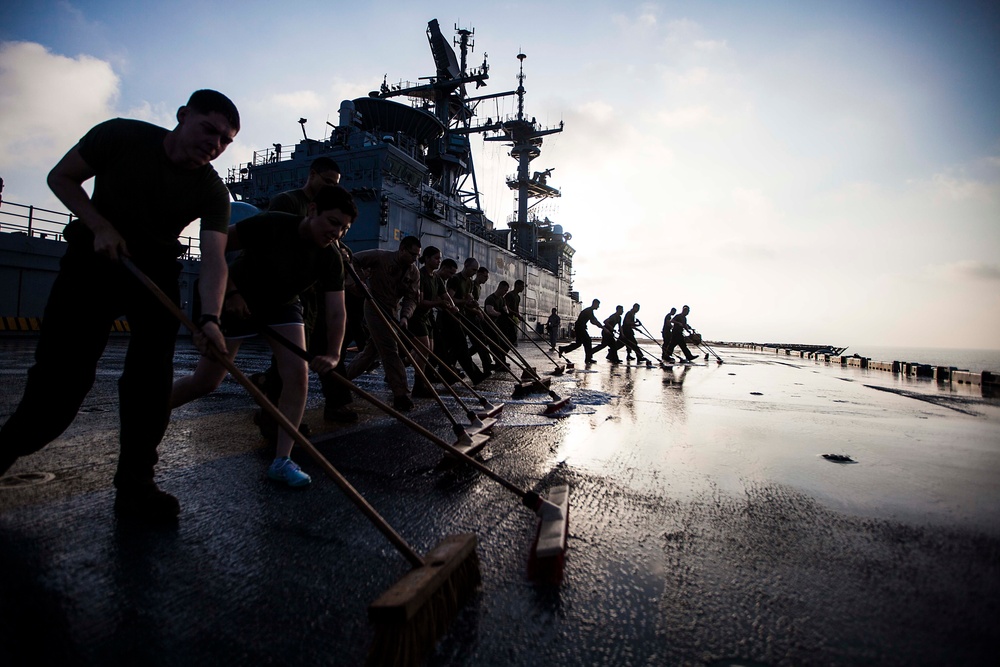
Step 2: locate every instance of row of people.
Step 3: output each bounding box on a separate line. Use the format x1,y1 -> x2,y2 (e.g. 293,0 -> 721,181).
558,300 -> 700,364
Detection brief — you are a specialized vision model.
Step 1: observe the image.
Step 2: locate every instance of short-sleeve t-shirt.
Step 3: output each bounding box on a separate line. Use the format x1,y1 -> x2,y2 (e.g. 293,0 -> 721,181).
503,291 -> 520,317
484,292 -> 509,319
229,212 -> 344,312
68,118 -> 231,260
575,306 -> 598,331
413,267 -> 444,324
268,189 -> 310,216
448,273 -> 477,315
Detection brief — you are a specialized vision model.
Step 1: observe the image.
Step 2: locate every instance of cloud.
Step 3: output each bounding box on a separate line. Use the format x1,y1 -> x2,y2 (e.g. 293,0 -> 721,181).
926,172 -> 995,202
932,260 -> 1000,282
0,41 -> 119,170
125,100 -> 174,128
269,90 -> 325,113
656,104 -> 718,128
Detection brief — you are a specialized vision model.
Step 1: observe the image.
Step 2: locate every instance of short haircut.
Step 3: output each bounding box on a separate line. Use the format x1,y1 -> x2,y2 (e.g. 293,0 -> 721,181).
477,267 -> 489,275
313,185 -> 358,221
463,258 -> 478,269
420,245 -> 441,264
310,157 -> 340,174
498,280 -> 510,290
441,258 -> 459,270
400,235 -> 421,252
186,89 -> 240,130
514,279 -> 524,288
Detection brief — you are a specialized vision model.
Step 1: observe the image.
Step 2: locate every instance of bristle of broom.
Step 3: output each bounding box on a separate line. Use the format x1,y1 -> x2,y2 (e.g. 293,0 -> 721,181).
367,534 -> 481,667
543,397 -> 570,415
527,485 -> 570,584
528,549 -> 566,585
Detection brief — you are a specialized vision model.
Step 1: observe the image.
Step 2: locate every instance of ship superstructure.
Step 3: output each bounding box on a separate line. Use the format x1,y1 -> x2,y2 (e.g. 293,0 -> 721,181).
225,19 -> 579,328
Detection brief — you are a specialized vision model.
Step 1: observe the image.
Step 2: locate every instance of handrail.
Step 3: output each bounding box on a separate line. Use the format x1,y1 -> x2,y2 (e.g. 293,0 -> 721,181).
0,199 -> 202,260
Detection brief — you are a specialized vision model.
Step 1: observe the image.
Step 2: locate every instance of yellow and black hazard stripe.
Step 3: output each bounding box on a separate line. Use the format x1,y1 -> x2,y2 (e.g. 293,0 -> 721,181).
0,317 -> 130,332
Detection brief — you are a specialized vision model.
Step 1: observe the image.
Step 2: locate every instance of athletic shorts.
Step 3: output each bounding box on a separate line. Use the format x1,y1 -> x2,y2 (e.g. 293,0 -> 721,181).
221,301 -> 305,339
408,313 -> 434,338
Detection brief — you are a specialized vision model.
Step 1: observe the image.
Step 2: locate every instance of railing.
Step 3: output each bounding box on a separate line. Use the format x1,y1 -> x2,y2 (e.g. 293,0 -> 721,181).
0,199 -> 202,260
0,200 -> 73,242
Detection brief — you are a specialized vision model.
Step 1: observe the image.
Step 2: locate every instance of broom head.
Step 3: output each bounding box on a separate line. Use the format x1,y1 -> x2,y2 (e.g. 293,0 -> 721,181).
527,485 -> 570,584
475,402 -> 504,419
543,396 -> 571,415
514,377 -> 551,395
465,416 -> 497,436
368,533 -> 481,666
448,432 -> 490,458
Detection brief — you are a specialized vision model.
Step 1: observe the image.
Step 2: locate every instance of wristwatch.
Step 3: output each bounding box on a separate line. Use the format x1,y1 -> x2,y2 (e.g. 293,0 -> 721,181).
197,313 -> 221,328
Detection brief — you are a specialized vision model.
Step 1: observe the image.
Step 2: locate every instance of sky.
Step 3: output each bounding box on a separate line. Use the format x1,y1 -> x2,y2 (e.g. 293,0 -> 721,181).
2,0 -> 998,350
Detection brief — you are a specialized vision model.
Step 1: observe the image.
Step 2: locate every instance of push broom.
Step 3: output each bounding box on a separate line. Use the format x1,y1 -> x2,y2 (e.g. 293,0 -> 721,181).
474,309 -> 548,386
327,275 -> 493,454
691,330 -> 725,364
342,256 -> 503,425
256,322 -> 572,583
475,311 -> 572,412
429,288 -> 506,419
455,310 -> 570,414
515,318 -> 565,375
122,258 -> 480,666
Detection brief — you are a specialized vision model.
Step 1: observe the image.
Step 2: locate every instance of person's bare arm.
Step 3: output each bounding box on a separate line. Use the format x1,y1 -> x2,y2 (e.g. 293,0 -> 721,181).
194,229 -> 229,355
310,290 -> 346,375
47,146 -> 127,260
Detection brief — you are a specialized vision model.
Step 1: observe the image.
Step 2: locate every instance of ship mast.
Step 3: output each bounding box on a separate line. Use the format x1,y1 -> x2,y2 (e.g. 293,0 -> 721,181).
485,53 -> 564,260
378,19 -> 510,213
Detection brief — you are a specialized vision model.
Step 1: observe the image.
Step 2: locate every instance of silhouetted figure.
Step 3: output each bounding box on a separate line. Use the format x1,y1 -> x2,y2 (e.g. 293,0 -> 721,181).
559,298 -> 603,363
664,305 -> 699,363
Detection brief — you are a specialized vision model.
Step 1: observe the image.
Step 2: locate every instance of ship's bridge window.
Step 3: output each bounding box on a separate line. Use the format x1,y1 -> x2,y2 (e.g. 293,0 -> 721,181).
349,157 -> 379,184
384,156 -> 422,187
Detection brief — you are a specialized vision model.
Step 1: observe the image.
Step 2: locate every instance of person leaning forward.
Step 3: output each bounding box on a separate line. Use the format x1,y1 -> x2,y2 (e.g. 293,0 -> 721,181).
170,185 -> 354,488
345,236 -> 421,411
559,298 -> 603,363
0,89 -> 240,524
256,157 -> 360,430
591,304 -> 624,362
440,258 -> 489,384
665,305 -> 699,362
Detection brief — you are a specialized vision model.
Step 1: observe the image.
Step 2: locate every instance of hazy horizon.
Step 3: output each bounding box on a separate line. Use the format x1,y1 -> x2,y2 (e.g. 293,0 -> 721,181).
2,0 -> 998,349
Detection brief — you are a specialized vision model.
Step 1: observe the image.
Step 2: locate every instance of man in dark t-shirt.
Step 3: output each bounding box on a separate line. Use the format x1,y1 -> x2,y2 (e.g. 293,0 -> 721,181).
484,280 -> 512,367
502,279 -> 524,347
439,258 -> 488,384
267,156 -> 341,215
171,186 -> 355,487
559,298 -> 603,363
591,305 -> 625,363
0,90 -> 239,523
260,157 -> 361,426
621,303 -> 648,364
665,305 -> 699,362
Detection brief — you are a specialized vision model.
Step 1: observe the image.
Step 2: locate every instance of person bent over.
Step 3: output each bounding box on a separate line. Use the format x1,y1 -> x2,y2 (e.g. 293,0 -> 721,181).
559,298 -> 603,363
345,236 -> 421,411
0,90 -> 239,523
171,186 -> 355,487
665,305 -> 699,363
